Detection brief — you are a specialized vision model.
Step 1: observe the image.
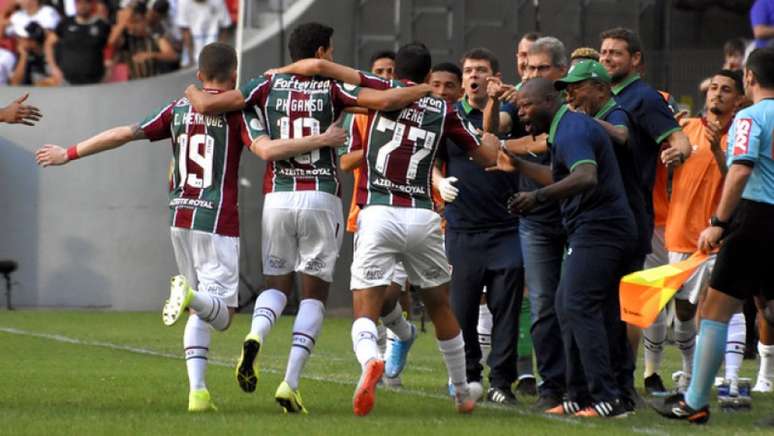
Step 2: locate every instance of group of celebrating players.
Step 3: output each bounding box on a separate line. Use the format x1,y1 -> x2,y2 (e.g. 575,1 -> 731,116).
33,18 -> 774,426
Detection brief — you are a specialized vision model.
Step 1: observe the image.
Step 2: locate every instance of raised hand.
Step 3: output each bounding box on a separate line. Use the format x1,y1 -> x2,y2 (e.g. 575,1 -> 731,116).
0,93 -> 42,126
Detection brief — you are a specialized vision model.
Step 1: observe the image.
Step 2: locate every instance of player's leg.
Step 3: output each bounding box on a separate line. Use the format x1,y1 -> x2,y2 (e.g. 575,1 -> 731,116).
382,264 -> 415,381
636,226 -> 669,381
754,296 -> 774,392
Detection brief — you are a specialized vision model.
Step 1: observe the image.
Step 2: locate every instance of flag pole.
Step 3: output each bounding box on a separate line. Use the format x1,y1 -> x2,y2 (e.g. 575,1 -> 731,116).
235,0 -> 246,88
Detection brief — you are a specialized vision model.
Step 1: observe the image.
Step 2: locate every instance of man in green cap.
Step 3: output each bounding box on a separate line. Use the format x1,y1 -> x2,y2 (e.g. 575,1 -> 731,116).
556,59 -> 649,411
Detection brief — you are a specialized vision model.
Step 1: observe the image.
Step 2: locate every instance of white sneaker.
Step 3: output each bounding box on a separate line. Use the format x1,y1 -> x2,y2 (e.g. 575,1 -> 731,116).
753,377 -> 773,393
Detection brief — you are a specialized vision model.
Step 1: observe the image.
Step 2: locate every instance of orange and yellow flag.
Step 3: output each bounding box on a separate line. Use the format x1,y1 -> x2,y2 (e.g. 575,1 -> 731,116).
620,252 -> 709,328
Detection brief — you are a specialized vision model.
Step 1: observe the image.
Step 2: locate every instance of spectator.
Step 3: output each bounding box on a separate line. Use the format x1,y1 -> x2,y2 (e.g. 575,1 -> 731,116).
0,44 -> 15,84
147,0 -> 181,51
108,1 -> 178,80
44,0 -> 111,85
10,21 -> 56,85
176,0 -> 230,67
515,32 -> 540,83
723,38 -> 747,70
569,46 -> 600,65
751,0 -> 774,48
8,0 -> 60,38
368,49 -> 394,79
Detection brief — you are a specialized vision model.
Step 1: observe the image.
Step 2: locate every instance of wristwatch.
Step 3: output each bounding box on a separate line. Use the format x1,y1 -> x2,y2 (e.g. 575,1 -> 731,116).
535,189 -> 547,204
709,216 -> 729,230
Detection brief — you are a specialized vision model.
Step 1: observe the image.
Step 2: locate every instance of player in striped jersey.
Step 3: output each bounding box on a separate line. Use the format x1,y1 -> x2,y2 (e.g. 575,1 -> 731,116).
184,23 -> 431,413
270,42 -> 500,416
35,43 -> 344,413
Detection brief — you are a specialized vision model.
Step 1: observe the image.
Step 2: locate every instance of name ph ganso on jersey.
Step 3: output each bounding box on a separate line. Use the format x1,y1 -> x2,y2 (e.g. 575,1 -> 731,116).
277,167 -> 334,176
275,97 -> 325,113
373,177 -> 427,195
174,112 -> 224,128
170,198 -> 215,209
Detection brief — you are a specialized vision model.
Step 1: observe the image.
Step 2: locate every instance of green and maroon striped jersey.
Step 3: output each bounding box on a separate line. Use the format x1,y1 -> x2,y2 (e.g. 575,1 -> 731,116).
354,72 -> 481,209
141,89 -> 264,237
239,73 -> 360,196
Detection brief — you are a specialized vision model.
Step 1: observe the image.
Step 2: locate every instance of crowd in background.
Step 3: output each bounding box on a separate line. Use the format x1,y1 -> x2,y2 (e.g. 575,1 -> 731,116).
0,0 -> 236,85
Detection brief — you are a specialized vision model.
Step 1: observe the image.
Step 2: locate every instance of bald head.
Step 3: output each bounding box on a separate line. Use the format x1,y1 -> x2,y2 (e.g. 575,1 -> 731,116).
516,78 -> 562,136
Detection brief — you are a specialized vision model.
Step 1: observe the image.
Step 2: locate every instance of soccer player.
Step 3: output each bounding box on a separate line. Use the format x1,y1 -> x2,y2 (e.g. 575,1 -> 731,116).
599,27 -> 693,400
184,23 -> 431,413
652,47 -> 774,424
557,59 -> 650,409
429,62 -> 464,103
34,43 -> 343,412
267,42 -> 501,415
339,50 -> 416,388
436,47 -> 524,405
496,77 -> 636,418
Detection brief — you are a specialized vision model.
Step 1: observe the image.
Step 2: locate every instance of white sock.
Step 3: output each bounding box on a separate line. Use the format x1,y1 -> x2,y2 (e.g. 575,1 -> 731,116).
758,342 -> 774,381
376,322 -> 387,358
382,302 -> 413,341
477,304 -> 492,365
643,309 -> 667,377
184,314 -> 211,391
189,292 -> 230,331
438,333 -> 467,391
284,299 -> 325,390
674,317 -> 697,376
249,289 -> 287,340
724,312 -> 746,381
352,317 -> 380,369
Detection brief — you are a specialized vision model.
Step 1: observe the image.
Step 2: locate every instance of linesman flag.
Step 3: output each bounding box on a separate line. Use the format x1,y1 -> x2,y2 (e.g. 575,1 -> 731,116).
619,252 -> 709,328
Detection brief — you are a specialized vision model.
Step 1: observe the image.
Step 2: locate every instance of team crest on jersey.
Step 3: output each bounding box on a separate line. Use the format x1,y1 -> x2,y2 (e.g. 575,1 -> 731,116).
733,118 -> 752,156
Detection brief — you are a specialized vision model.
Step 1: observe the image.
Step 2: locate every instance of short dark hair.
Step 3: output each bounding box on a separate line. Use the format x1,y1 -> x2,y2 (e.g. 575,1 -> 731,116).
288,22 -> 334,62
600,27 -> 642,55
369,50 -> 395,67
746,47 -> 774,89
522,32 -> 541,42
198,42 -> 237,82
430,62 -> 462,83
394,42 -> 432,83
723,38 -> 746,57
713,69 -> 744,94
460,47 -> 500,74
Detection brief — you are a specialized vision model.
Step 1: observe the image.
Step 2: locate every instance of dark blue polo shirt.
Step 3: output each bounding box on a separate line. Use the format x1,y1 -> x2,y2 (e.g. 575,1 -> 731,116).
612,74 -> 681,219
595,99 -> 651,256
549,105 -> 636,246
438,97 -> 520,232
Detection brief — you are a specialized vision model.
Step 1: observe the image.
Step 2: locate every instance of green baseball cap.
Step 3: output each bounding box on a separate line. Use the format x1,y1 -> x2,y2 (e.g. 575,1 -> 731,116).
554,60 -> 611,90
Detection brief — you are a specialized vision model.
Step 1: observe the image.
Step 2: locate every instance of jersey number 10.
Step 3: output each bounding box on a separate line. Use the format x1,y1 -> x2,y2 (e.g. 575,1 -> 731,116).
279,116 -> 322,165
177,133 -> 215,189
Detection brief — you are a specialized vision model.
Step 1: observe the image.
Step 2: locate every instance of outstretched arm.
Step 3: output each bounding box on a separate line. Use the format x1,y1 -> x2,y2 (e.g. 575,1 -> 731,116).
596,119 -> 629,146
185,86 -> 246,114
502,133 -> 548,156
269,58 -> 362,85
0,93 -> 42,125
249,121 -> 346,161
510,163 -> 597,214
355,85 -> 432,112
35,124 -> 146,166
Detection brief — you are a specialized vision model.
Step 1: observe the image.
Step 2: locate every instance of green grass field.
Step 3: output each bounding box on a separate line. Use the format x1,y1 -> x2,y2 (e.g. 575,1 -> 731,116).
1,311 -> 772,435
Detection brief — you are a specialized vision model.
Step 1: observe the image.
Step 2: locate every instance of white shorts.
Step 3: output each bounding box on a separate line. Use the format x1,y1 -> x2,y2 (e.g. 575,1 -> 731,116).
391,262 -> 408,289
262,191 -> 344,283
644,226 -> 668,269
170,227 -> 239,307
351,205 -> 451,290
669,251 -> 717,304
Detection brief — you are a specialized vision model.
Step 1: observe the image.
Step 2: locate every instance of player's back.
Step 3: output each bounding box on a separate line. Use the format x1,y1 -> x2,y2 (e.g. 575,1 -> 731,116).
357,91 -> 478,210
250,73 -> 360,196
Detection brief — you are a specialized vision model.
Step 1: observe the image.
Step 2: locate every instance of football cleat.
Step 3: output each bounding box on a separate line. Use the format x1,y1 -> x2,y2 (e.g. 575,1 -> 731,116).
532,394 -> 562,412
162,275 -> 194,326
651,393 -> 710,424
353,359 -> 384,416
385,323 -> 416,378
753,377 -> 773,393
383,375 -> 402,388
515,375 -> 538,396
236,334 -> 261,393
545,400 -> 582,415
454,384 -> 476,414
275,381 -> 308,414
575,399 -> 630,418
644,373 -> 669,396
486,386 -> 518,406
188,388 -> 217,412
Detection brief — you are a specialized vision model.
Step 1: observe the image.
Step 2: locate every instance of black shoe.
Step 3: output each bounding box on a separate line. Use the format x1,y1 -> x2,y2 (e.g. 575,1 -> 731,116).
651,393 -> 710,424
644,373 -> 668,395
532,394 -> 562,412
575,398 -> 630,418
486,386 -> 518,406
621,386 -> 645,411
515,376 -> 537,396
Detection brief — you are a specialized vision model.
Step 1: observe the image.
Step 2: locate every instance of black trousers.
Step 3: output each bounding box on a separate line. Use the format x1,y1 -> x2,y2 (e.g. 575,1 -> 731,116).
446,228 -> 524,389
